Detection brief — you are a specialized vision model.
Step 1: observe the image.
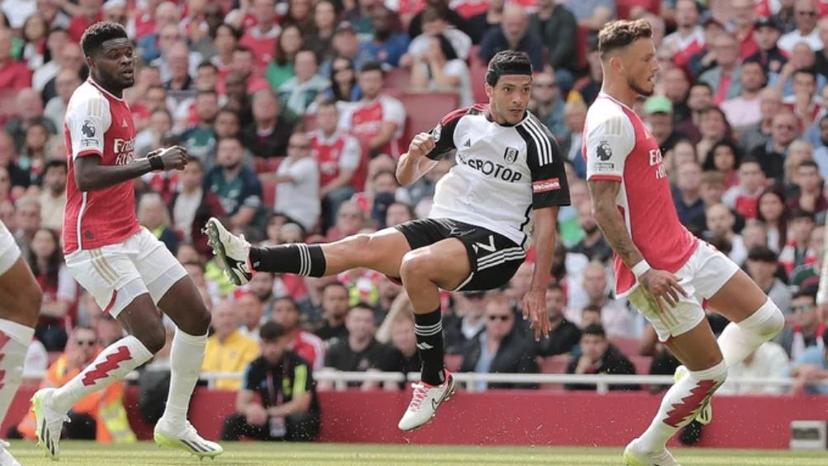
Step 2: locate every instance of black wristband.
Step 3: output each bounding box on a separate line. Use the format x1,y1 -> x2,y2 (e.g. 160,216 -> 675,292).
148,155 -> 164,171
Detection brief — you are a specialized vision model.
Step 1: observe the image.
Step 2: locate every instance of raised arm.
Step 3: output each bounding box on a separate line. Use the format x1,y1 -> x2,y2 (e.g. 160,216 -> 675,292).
396,107 -> 465,186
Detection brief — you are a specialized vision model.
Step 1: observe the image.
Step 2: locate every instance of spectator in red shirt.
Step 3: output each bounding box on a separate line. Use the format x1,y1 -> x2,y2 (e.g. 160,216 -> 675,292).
273,296 -> 325,370
310,99 -> 362,228
343,61 -> 406,158
239,0 -> 280,71
66,0 -> 103,43
0,29 -> 31,92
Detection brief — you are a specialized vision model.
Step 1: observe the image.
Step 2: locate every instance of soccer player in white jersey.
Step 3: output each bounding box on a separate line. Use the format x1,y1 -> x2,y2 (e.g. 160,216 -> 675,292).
0,220 -> 42,466
584,20 -> 785,466
206,50 -> 571,431
30,22 -> 222,460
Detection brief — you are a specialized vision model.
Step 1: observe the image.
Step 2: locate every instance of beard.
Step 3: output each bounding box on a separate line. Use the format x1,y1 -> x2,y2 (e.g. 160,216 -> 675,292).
628,77 -> 654,97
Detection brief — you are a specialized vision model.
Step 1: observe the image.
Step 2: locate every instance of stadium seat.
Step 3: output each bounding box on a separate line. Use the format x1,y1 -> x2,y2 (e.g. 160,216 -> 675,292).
398,91 -> 460,146
610,337 -> 640,358
385,67 -> 411,91
629,355 -> 653,375
261,179 -> 277,208
539,354 -> 571,390
444,354 -> 463,373
469,46 -> 488,103
254,157 -> 281,174
617,0 -> 661,19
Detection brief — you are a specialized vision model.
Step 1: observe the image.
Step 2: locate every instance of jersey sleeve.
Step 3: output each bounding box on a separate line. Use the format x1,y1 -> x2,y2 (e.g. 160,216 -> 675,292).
66,93 -> 111,159
522,118 -> 571,209
585,114 -> 635,182
380,96 -> 406,128
425,107 -> 466,160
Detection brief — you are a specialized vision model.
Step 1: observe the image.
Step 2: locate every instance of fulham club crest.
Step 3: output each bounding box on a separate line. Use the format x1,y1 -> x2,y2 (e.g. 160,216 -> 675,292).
503,147 -> 518,164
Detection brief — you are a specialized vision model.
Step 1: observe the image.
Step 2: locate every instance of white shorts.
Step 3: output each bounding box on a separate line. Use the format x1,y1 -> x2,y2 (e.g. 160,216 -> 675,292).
627,242 -> 740,342
0,220 -> 21,276
65,227 -> 187,318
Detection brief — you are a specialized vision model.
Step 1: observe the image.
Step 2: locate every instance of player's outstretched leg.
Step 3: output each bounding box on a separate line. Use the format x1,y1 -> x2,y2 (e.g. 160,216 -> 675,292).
32,291 -> 164,460
153,277 -> 222,459
397,239 -> 470,431
0,252 -> 42,465
205,217 -> 411,285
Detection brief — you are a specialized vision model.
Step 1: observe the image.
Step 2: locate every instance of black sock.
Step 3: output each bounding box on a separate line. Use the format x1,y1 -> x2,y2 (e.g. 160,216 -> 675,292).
248,244 -> 327,277
414,309 -> 445,386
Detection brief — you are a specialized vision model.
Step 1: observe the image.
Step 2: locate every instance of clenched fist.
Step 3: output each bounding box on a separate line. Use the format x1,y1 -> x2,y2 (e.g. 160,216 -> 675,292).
149,146 -> 190,171
407,132 -> 436,159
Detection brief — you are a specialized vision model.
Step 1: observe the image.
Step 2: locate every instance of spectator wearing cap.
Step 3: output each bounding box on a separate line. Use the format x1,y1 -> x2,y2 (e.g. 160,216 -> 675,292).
663,0 -> 704,70
202,299 -> 261,390
746,246 -> 792,314
778,286 -> 825,360
699,32 -> 744,105
751,111 -> 799,182
779,0 -> 822,53
239,0 -> 281,71
460,295 -> 539,390
359,6 -> 410,69
478,4 -> 544,71
644,95 -> 685,156
721,61 -> 766,131
790,329 -> 828,395
748,16 -> 788,77
565,324 -> 638,391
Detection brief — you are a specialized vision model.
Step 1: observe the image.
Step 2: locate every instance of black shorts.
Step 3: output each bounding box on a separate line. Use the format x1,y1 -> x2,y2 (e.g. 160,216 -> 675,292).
395,218 -> 526,292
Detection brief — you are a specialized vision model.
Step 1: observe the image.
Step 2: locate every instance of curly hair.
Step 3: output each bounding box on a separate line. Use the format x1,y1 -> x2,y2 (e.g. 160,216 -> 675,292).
598,19 -> 653,58
80,21 -> 129,57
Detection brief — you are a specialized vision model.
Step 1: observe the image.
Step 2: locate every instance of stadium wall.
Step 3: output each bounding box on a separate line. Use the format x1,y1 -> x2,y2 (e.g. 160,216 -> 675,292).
5,386 -> 827,448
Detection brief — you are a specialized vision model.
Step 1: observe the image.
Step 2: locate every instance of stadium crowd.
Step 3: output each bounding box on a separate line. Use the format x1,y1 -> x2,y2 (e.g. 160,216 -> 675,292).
3,0 -> 828,442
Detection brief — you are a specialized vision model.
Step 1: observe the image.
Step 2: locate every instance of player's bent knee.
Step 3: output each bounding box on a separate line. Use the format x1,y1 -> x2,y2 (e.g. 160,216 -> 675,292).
136,324 -> 167,354
743,298 -> 785,341
399,250 -> 430,281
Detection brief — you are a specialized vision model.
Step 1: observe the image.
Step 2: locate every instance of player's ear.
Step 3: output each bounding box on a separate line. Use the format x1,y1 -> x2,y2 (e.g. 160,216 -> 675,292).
85,54 -> 95,71
484,82 -> 493,99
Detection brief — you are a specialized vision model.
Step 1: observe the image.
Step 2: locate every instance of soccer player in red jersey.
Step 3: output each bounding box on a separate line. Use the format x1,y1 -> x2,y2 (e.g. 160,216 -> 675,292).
584,20 -> 785,465
30,22 -> 222,460
0,220 -> 42,465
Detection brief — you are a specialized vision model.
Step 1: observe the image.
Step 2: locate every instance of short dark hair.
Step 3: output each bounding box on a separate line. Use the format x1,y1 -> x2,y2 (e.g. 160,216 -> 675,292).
790,208 -> 815,222
44,159 -> 67,173
747,245 -> 777,263
360,61 -> 384,75
350,301 -> 375,313
197,61 -> 218,72
799,159 -> 820,171
793,67 -> 817,82
274,296 -> 299,312
259,321 -> 287,341
485,50 -> 532,86
317,97 -> 338,110
582,324 -> 606,338
598,19 -> 653,58
80,21 -> 129,57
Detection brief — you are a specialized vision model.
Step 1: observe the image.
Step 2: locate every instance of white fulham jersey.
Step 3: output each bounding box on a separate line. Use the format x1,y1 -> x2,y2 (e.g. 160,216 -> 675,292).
426,104 -> 570,247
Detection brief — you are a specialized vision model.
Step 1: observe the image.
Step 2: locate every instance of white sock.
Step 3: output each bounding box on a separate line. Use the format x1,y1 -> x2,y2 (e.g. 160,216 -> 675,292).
160,328 -> 207,427
637,360 -> 728,453
0,319 -> 34,424
717,298 -> 785,366
52,335 -> 153,413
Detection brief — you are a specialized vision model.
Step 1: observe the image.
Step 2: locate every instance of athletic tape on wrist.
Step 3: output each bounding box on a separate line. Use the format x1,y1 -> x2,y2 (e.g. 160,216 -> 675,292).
632,260 -> 652,280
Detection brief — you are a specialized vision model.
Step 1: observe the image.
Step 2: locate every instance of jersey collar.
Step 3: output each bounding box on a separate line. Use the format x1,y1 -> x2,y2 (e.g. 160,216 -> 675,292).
88,78 -> 126,103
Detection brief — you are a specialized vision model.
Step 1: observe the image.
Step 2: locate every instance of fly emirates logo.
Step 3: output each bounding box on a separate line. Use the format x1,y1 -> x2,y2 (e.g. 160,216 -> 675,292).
113,138 -> 135,166
649,148 -> 667,179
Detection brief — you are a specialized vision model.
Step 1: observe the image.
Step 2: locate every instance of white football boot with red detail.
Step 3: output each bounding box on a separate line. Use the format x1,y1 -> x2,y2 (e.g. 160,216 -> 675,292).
397,371 -> 456,431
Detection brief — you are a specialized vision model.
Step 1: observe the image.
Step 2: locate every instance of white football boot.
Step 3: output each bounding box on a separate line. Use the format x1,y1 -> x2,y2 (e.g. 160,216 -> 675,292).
204,217 -> 252,286
31,388 -> 69,461
154,419 -> 223,459
398,371 -> 456,431
623,438 -> 681,466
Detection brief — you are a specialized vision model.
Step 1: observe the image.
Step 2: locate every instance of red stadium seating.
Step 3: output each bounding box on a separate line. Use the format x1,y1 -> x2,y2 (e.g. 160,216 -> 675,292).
398,92 -> 460,147
444,354 -> 463,373
629,355 -> 653,376
539,354 -> 571,390
610,337 -> 640,357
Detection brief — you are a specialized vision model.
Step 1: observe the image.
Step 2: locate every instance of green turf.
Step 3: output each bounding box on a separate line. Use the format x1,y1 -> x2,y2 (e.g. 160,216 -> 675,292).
7,441 -> 828,466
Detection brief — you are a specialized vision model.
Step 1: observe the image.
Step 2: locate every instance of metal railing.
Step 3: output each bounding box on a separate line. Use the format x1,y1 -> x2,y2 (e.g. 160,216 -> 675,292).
22,368 -> 828,394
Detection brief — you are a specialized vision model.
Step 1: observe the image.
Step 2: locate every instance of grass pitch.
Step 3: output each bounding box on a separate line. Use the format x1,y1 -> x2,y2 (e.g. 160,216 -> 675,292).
7,440 -> 828,465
